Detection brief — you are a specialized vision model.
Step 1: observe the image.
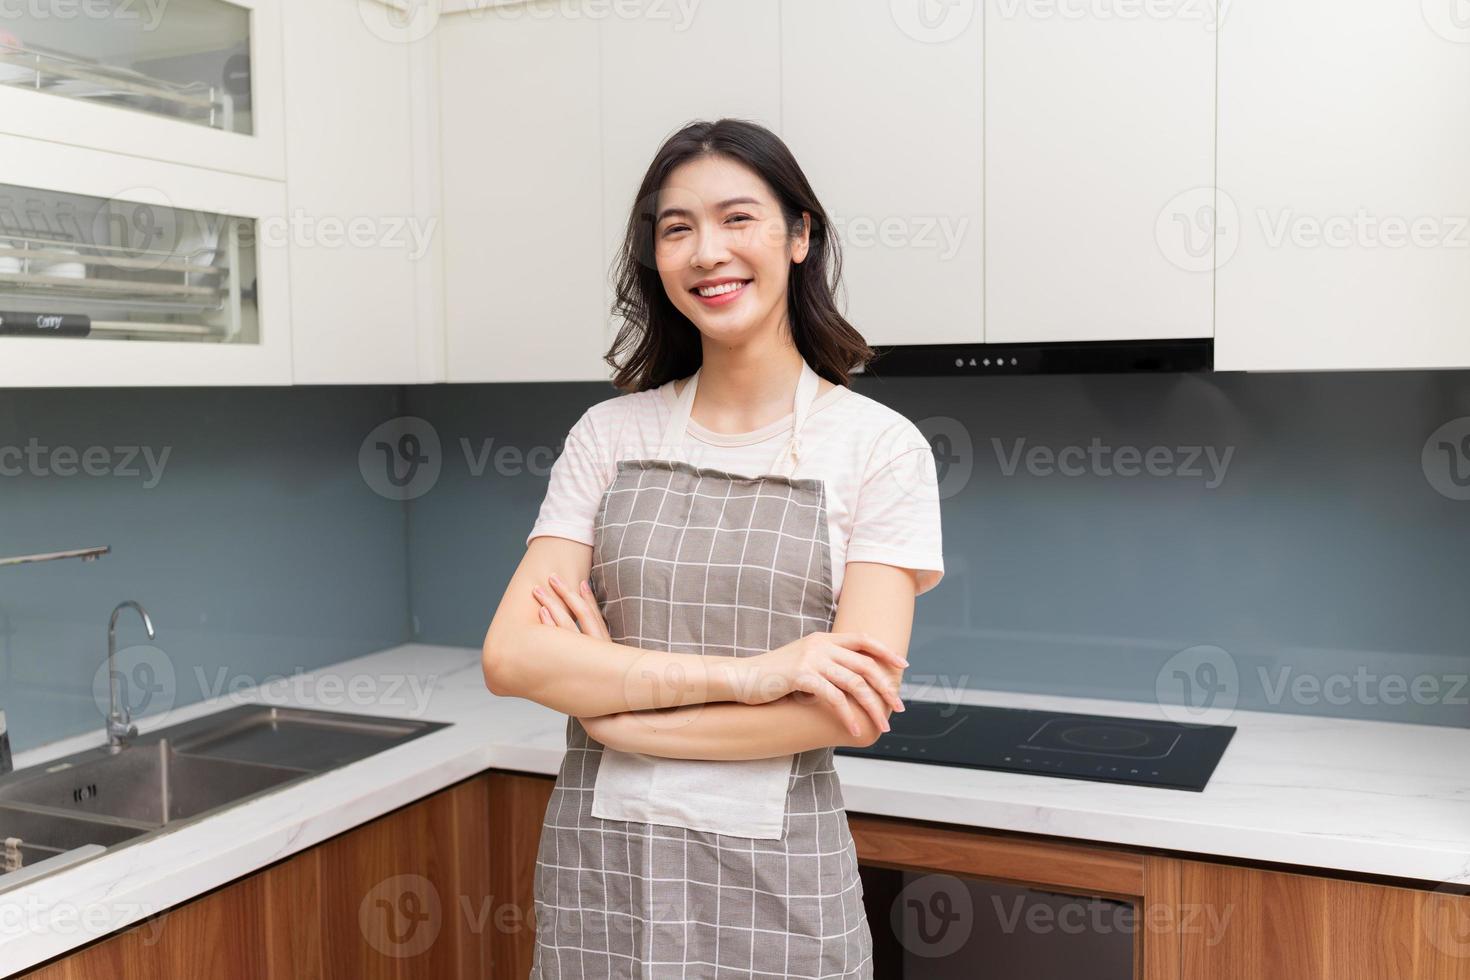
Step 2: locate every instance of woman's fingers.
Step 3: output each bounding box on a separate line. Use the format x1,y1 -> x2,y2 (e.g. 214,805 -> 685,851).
830,631 -> 909,669
831,648 -> 905,713
793,670 -> 863,738
532,583 -> 576,629
821,662 -> 891,734
546,573 -> 609,639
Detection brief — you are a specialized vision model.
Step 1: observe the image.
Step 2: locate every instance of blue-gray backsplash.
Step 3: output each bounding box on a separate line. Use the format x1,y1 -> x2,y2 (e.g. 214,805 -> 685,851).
3,371 -> 1467,752
0,386 -> 412,752
404,371 -> 1470,731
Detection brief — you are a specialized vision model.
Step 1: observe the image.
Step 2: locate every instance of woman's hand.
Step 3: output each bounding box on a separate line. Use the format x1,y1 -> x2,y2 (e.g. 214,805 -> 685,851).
738,632 -> 908,739
535,574 -> 625,744
531,573 -> 610,640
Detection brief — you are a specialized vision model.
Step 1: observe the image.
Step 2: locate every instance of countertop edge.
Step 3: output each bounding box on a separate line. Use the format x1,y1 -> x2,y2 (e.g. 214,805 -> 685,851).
1,641 -> 1466,976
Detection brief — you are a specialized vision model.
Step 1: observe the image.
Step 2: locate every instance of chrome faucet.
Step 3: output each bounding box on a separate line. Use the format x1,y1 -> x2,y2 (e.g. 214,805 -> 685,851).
106,600 -> 155,753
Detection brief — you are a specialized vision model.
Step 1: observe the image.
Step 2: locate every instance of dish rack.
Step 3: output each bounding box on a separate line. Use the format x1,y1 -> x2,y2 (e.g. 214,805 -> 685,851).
0,228 -> 245,340
0,38 -> 234,131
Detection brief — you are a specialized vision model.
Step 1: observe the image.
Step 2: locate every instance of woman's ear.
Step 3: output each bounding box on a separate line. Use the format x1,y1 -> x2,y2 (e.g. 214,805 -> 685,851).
792,211 -> 812,264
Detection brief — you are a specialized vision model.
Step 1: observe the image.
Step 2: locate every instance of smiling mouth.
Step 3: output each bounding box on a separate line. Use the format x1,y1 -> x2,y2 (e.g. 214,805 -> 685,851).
691,279 -> 751,299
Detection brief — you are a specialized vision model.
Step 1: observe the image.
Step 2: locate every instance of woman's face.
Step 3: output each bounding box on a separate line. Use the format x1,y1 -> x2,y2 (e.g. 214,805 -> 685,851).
652,154 -> 809,346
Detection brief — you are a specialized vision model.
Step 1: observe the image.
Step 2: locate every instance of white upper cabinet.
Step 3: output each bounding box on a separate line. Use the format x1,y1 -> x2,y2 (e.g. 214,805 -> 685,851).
599,0 -> 782,373
0,0 -> 285,180
281,0 -> 440,385
984,0 -> 1216,344
437,4 -> 606,383
1216,0 -> 1470,371
0,134 -> 292,387
781,0 -> 984,347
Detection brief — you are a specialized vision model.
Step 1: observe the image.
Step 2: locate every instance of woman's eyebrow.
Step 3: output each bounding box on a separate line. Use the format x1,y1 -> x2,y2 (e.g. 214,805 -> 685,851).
656,197 -> 764,223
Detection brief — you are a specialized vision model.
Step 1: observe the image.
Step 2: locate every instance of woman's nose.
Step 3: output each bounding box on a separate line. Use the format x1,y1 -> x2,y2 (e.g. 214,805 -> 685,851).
690,228 -> 732,268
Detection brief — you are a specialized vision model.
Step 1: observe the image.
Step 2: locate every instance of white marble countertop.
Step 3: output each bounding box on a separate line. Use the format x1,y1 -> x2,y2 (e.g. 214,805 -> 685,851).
1,641 -> 1466,975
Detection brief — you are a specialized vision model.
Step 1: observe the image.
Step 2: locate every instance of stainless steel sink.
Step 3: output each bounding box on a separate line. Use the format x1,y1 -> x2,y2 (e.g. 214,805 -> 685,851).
0,738 -> 310,825
0,703 -> 450,894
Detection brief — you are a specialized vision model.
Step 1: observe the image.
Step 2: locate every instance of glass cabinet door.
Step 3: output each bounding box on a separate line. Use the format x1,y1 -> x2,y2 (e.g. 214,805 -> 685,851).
0,180 -> 258,344
0,0 -> 252,134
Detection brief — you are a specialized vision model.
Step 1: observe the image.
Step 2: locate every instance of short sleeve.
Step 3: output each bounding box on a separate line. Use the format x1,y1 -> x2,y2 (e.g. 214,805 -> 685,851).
845,436 -> 946,596
525,409 -> 609,548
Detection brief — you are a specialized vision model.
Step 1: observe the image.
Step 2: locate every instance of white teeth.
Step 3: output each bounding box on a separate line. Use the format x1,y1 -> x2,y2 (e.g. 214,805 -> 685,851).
696,280 -> 748,298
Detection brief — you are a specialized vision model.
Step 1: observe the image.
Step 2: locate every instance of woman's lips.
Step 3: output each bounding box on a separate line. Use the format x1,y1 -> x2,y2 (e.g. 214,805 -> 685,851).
691,279 -> 750,307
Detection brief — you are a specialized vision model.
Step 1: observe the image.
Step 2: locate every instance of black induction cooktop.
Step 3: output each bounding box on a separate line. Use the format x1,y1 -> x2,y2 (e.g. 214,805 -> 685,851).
834,701 -> 1235,791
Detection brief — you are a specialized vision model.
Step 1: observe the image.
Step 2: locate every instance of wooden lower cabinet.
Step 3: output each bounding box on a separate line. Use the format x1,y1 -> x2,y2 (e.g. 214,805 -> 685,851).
19,772 -> 1470,980
18,773 -> 544,980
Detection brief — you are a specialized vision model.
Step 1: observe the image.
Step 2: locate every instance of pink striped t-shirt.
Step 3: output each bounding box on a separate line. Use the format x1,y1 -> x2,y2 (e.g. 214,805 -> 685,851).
526,376 -> 945,599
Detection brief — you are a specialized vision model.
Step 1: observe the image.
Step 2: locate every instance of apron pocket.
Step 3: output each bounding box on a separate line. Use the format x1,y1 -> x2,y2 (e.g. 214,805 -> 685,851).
590,747 -> 793,840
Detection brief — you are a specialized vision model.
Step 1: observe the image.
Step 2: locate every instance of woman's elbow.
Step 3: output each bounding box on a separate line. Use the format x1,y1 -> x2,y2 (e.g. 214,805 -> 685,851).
481,625 -> 518,697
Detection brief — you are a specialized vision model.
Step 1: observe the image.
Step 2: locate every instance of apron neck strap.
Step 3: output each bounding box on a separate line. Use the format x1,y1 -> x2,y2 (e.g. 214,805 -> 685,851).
659,358 -> 822,477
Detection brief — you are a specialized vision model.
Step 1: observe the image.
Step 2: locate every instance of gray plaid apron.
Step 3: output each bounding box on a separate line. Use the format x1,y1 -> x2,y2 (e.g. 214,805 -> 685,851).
530,359 -> 873,979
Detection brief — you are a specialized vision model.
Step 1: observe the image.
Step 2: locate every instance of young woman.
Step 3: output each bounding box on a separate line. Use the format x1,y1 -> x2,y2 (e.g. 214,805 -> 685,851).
482,118 -> 945,979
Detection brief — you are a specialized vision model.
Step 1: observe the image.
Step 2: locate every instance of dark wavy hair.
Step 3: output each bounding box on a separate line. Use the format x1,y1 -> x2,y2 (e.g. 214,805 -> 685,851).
604,118 -> 875,393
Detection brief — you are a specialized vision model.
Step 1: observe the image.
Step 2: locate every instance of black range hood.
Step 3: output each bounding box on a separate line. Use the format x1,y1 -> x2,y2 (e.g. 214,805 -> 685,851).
859,338 -> 1213,376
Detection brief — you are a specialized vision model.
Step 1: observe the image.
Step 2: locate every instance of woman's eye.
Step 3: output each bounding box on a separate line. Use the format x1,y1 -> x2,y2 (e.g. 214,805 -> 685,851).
727,214 -> 752,224
661,224 -> 689,237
